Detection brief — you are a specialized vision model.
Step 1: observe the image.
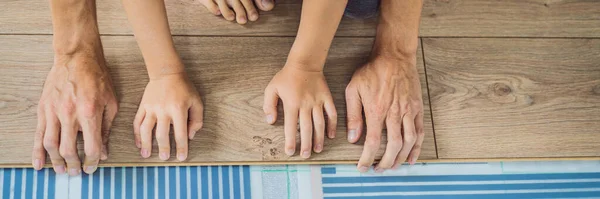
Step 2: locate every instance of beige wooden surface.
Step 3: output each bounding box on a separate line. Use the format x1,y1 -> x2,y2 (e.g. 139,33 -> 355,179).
0,35 -> 436,166
2,0 -> 599,37
424,38 -> 600,159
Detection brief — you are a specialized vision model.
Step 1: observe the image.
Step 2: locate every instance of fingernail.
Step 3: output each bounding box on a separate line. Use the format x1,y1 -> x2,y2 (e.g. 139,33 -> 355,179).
375,168 -> 384,173
189,131 -> 196,139
358,166 -> 369,173
178,153 -> 187,161
216,10 -> 221,15
85,166 -> 96,173
347,130 -> 356,142
314,144 -> 322,153
266,115 -> 274,124
392,164 -> 399,170
250,13 -> 258,21
34,159 -> 42,170
239,17 -> 247,24
301,151 -> 310,158
135,140 -> 141,148
55,165 -> 66,174
160,152 -> 169,160
410,157 -> 417,165
141,149 -> 150,158
285,148 -> 294,156
262,0 -> 273,7
69,168 -> 80,176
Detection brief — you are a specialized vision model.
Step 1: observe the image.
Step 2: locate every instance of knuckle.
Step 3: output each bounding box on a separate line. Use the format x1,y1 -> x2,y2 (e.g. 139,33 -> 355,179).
139,125 -> 153,134
404,132 -> 417,144
43,138 -> 59,151
59,147 -> 77,159
365,137 -> 381,150
388,133 -> 403,144
389,103 -> 401,116
61,101 -> 76,115
80,101 -> 98,117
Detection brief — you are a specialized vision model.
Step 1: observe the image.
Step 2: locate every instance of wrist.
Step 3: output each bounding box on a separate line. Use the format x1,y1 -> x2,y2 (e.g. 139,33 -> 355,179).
147,61 -> 186,80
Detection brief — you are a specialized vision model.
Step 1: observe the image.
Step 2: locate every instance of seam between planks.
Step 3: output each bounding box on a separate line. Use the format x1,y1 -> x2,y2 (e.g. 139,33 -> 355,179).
420,38 -> 439,159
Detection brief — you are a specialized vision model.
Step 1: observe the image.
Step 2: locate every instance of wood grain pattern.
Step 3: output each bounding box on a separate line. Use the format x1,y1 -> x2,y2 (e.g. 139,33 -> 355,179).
421,0 -> 600,37
424,38 -> 600,159
2,0 -> 599,37
0,0 -> 377,36
0,35 -> 435,166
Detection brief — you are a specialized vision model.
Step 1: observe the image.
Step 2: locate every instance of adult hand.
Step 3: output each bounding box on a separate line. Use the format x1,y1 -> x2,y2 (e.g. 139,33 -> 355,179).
33,54 -> 118,175
345,56 -> 424,173
263,65 -> 337,158
133,72 -> 204,162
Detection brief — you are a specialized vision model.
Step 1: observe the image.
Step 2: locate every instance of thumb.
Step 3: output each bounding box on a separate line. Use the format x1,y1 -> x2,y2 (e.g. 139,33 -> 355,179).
345,84 -> 363,143
188,99 -> 204,139
263,86 -> 279,125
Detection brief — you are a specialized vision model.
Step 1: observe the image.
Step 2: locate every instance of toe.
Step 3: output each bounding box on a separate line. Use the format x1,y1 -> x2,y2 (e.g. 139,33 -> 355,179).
253,0 -> 274,11
216,0 -> 236,21
232,1 -> 248,24
241,0 -> 259,21
200,0 -> 221,15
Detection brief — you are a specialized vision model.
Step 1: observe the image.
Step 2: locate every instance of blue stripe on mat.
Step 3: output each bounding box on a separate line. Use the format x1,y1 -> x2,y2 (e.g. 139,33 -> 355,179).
232,165 -> 241,199
322,172 -> 600,184
125,167 -> 133,199
243,165 -> 251,199
324,181 -> 600,193
25,169 -> 33,199
2,169 -> 10,199
326,191 -> 600,199
191,166 -> 198,199
36,169 -> 45,199
211,166 -> 220,199
201,166 -> 209,199
181,166 -> 188,199
47,169 -> 55,199
169,166 -> 176,199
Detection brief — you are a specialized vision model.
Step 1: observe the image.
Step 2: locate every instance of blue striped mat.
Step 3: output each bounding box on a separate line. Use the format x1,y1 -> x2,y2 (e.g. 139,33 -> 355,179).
1,161 -> 600,199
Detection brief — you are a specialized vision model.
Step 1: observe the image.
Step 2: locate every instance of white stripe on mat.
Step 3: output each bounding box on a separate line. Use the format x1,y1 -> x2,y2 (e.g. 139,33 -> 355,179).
186,167 -> 191,199
249,166 -> 263,199
21,169 -> 26,199
322,179 -> 600,187
68,172 -> 82,199
55,173 -> 69,199
323,188 -> 600,197
218,166 -> 223,199
9,169 -> 15,199
99,168 -> 104,199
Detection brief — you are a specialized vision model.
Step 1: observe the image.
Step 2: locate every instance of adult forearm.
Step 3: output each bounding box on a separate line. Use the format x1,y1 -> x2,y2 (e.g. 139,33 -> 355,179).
51,0 -> 103,57
372,0 -> 422,59
286,0 -> 348,71
122,0 -> 184,79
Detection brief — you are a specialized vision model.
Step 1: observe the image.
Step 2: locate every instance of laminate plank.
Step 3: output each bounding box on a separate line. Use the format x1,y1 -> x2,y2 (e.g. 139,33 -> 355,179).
0,35 -> 435,166
2,0 -> 599,37
0,0 -> 377,36
421,0 -> 600,37
423,38 -> 600,159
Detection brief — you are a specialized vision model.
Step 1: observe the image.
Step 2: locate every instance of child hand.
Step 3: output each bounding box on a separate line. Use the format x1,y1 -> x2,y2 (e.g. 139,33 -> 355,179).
263,64 -> 337,158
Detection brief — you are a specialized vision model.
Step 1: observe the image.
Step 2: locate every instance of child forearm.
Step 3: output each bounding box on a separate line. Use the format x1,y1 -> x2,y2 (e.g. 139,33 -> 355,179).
286,0 -> 348,71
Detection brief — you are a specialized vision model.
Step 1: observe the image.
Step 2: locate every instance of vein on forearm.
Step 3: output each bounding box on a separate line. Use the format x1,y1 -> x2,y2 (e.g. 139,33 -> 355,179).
50,0 -> 103,57
372,0 -> 423,59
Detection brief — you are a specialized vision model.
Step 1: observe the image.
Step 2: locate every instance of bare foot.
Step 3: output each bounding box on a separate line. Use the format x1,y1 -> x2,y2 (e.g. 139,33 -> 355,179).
199,0 -> 275,24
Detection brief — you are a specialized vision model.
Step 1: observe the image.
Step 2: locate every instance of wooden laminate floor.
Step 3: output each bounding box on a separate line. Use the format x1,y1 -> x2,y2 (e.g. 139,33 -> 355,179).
0,0 -> 599,167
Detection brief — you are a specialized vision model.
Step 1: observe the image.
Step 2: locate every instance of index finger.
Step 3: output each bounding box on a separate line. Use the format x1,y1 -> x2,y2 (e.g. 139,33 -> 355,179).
356,113 -> 384,173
